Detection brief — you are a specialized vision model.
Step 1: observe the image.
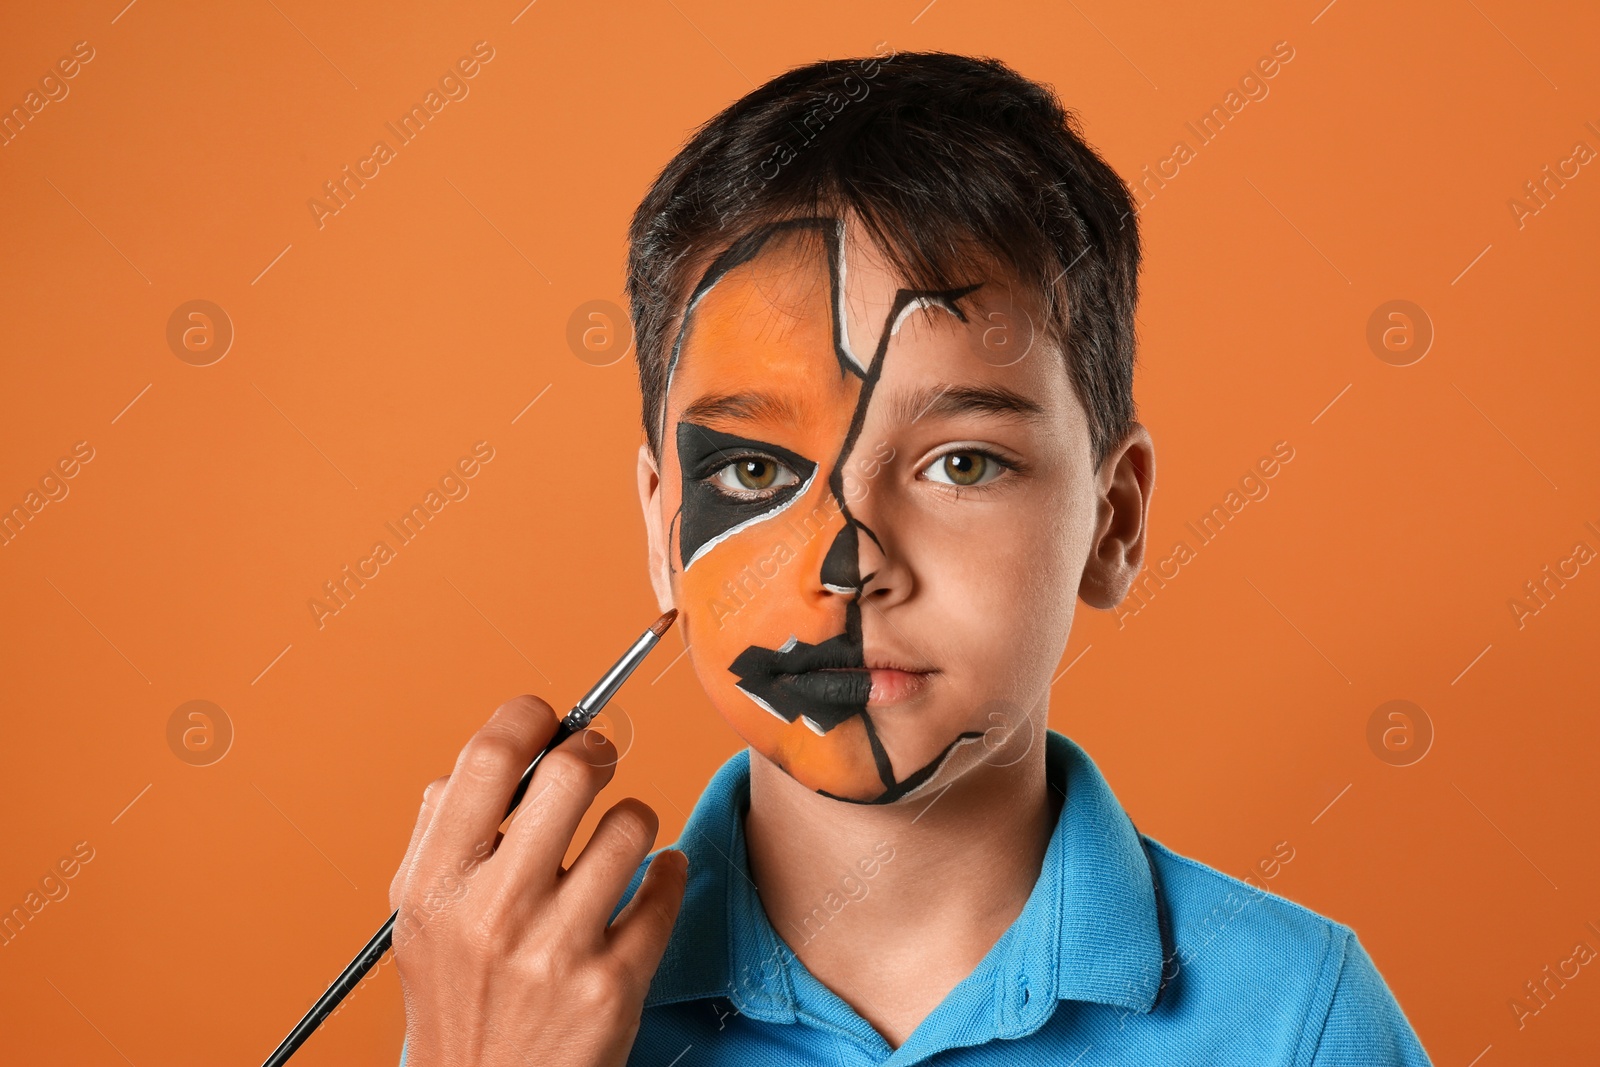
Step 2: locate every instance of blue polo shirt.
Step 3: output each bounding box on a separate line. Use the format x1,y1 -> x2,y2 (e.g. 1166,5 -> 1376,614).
397,730 -> 1431,1064
609,730 -> 1432,1066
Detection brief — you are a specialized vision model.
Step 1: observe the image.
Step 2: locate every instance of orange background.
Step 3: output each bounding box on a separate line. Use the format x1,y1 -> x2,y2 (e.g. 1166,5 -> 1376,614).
2,1 -> 1597,1064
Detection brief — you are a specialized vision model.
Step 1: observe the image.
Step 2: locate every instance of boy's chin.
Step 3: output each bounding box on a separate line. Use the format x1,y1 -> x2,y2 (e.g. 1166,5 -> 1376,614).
738,719 -> 992,806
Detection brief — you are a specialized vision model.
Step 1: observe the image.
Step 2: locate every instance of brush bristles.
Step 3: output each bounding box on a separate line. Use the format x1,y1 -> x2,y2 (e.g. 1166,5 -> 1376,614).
648,609 -> 679,638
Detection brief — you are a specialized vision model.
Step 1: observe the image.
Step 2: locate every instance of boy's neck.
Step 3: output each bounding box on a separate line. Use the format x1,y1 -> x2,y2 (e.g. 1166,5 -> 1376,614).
743,733 -> 1061,1048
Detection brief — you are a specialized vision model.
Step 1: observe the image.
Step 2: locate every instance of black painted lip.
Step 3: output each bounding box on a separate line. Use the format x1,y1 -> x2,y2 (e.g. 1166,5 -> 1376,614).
730,632 -> 868,733
734,632 -> 862,675
769,668 -> 872,708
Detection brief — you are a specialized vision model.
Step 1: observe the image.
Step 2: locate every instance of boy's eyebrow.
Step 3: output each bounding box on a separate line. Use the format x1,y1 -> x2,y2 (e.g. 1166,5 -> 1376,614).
680,392 -> 805,427
892,383 -> 1046,425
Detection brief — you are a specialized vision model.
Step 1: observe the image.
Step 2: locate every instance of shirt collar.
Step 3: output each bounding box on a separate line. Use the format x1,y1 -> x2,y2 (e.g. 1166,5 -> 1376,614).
641,729 -> 1169,1026
1027,728 -> 1168,1012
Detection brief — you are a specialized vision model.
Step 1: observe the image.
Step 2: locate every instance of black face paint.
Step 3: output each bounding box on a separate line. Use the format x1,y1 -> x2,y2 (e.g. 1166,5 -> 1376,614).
729,633 -> 869,735
675,421 -> 817,570
816,729 -> 988,805
819,524 -> 860,593
660,218 -> 865,445
668,216 -> 993,804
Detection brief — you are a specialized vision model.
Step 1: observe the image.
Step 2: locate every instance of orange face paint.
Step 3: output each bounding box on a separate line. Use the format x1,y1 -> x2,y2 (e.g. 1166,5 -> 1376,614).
661,218 -> 988,803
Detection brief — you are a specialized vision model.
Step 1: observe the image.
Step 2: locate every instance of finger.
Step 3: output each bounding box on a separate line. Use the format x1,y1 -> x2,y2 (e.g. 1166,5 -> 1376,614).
560,798 -> 660,924
608,848 -> 689,985
412,695 -> 559,882
492,727 -> 621,889
390,774 -> 450,911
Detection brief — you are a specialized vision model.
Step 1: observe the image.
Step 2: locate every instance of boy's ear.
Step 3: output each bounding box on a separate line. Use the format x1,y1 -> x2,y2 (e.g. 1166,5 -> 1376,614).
637,442 -> 676,613
1078,422 -> 1156,610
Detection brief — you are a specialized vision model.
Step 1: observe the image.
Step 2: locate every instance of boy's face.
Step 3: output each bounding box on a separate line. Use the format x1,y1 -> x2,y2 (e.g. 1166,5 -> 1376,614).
638,216 -> 1148,804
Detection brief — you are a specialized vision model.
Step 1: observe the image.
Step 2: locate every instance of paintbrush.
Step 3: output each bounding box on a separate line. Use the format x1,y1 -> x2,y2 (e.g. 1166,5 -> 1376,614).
260,609 -> 680,1067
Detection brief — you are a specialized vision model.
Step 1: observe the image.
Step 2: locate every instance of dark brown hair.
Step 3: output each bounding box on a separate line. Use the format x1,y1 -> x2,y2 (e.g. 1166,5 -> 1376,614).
626,50 -> 1141,467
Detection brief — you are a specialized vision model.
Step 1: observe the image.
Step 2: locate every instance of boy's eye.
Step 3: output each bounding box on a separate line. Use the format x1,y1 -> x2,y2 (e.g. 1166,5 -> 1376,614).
924,450 -> 1003,487
711,457 -> 799,495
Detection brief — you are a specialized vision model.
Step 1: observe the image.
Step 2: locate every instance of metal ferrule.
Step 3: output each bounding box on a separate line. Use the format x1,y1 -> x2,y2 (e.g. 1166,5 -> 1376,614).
567,628 -> 659,728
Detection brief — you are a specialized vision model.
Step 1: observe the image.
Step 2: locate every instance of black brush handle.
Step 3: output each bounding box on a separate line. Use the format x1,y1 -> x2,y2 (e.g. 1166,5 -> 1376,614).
260,719 -> 577,1066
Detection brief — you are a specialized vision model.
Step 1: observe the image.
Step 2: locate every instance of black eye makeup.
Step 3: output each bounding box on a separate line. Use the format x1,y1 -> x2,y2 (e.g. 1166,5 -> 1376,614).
663,217 -> 1016,804
675,420 -> 818,569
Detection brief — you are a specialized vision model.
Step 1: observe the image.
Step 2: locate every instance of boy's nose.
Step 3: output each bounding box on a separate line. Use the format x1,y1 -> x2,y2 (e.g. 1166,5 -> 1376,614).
819,523 -> 860,595
817,520 -> 910,608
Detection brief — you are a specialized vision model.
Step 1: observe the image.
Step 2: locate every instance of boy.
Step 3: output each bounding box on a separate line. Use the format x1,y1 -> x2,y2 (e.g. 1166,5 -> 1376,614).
389,52 -> 1432,1065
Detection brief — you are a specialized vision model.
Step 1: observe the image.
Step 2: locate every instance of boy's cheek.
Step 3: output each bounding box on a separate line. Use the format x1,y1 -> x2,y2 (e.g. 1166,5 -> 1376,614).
680,535 -> 902,801
679,549 -> 765,645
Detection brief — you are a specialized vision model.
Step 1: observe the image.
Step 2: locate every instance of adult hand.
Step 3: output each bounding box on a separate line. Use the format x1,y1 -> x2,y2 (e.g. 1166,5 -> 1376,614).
389,695 -> 687,1067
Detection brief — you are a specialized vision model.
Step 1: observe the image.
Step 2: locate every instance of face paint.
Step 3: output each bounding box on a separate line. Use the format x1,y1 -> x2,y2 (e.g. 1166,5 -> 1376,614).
675,423 -> 817,570
660,218 -> 997,803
